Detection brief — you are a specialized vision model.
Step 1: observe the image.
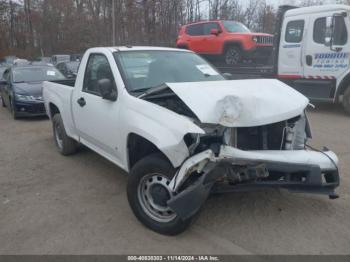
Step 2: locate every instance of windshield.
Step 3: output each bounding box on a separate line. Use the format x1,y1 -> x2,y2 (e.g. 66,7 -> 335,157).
13,67 -> 66,83
223,21 -> 250,33
114,50 -> 224,92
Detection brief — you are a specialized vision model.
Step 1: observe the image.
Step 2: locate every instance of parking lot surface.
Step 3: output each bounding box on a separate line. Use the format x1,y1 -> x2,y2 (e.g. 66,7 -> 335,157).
0,103 -> 350,255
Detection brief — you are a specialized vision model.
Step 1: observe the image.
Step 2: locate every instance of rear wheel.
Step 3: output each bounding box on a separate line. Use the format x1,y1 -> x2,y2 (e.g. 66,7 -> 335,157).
224,46 -> 242,65
52,113 -> 78,155
127,153 -> 195,235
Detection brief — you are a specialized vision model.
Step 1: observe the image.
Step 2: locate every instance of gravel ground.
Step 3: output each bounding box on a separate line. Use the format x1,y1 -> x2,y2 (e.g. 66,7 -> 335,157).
0,102 -> 349,255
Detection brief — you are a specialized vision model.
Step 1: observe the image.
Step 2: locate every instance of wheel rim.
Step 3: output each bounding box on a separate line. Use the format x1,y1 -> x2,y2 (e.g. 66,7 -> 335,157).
225,49 -> 240,65
137,173 -> 177,223
54,122 -> 64,150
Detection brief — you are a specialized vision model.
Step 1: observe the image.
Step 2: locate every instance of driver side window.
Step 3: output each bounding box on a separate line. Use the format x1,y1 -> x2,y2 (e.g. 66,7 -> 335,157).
83,54 -> 116,96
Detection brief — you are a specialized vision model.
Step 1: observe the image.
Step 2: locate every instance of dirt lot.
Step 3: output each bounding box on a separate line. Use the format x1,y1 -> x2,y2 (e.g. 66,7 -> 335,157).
0,102 -> 350,255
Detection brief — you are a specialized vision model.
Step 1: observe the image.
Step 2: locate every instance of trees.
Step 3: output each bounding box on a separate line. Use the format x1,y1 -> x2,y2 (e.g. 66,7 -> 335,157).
1,0 -> 337,59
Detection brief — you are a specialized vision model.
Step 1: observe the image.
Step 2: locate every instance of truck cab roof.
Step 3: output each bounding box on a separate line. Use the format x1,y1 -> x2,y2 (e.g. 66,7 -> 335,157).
285,4 -> 350,17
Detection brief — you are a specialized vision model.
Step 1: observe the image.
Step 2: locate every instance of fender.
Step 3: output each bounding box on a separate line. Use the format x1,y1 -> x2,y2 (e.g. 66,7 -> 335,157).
43,84 -> 78,141
119,96 -> 205,170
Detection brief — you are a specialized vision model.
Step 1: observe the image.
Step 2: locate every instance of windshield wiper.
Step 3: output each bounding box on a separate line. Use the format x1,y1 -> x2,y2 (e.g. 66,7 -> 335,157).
136,83 -> 169,99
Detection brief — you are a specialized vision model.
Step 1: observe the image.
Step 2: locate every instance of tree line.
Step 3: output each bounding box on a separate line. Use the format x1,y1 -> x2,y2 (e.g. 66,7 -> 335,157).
0,0 -> 347,59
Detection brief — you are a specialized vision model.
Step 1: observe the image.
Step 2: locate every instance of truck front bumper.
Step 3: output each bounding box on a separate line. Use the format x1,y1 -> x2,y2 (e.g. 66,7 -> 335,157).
167,146 -> 340,220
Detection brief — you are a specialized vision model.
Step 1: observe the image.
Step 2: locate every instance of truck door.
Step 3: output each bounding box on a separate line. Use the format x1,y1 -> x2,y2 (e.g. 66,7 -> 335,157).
278,17 -> 306,78
72,52 -> 123,166
302,12 -> 349,99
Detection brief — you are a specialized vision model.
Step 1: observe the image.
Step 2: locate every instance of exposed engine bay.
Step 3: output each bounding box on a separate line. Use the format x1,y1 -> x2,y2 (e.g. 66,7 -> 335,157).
140,81 -> 339,220
141,86 -> 311,153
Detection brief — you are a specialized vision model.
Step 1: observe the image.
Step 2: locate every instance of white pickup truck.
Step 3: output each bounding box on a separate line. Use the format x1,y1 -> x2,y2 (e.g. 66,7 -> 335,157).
43,46 -> 340,235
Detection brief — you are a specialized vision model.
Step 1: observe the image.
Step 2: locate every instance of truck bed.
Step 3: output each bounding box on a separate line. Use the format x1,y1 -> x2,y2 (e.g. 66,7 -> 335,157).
43,79 -> 77,140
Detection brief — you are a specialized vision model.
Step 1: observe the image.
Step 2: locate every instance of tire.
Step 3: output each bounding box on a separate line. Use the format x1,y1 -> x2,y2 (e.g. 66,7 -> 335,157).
9,99 -> 18,120
224,46 -> 242,66
1,96 -> 6,108
342,86 -> 350,115
52,113 -> 78,155
127,153 -> 195,235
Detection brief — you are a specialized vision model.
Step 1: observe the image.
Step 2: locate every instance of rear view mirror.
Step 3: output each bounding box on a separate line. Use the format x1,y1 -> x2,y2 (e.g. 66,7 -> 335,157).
98,78 -> 117,101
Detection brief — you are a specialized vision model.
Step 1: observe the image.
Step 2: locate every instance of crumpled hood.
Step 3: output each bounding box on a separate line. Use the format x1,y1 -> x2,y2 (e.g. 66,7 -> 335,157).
166,79 -> 309,127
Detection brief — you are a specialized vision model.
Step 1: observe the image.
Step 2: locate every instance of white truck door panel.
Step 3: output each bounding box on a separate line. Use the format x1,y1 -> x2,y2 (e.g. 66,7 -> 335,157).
278,16 -> 307,77
303,12 -> 350,81
72,53 -> 123,167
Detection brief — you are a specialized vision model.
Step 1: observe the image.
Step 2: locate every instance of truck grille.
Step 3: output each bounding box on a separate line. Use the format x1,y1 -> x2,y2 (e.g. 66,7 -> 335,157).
257,36 -> 273,45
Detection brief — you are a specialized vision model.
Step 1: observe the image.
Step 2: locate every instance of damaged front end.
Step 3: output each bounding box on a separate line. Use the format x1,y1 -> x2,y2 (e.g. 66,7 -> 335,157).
167,116 -> 339,220
140,79 -> 340,220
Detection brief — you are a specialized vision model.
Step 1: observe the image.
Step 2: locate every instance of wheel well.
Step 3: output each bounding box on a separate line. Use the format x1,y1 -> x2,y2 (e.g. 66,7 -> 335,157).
336,74 -> 350,102
223,42 -> 243,54
127,133 -> 171,170
49,103 -> 60,118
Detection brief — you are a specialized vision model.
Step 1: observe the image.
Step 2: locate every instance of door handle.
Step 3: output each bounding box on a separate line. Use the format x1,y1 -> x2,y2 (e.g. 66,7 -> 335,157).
306,55 -> 313,66
77,97 -> 86,107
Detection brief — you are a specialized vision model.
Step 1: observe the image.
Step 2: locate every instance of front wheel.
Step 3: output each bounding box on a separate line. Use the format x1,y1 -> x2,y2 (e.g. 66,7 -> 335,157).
224,46 -> 242,65
9,99 -> 18,119
342,87 -> 350,115
127,153 -> 195,235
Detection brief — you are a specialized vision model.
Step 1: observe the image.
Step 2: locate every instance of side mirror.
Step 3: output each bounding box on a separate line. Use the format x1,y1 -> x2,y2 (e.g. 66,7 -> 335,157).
98,78 -> 117,101
210,29 -> 220,36
222,72 -> 233,80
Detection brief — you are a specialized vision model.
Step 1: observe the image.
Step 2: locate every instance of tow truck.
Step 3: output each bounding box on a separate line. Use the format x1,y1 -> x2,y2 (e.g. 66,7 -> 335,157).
214,5 -> 350,115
